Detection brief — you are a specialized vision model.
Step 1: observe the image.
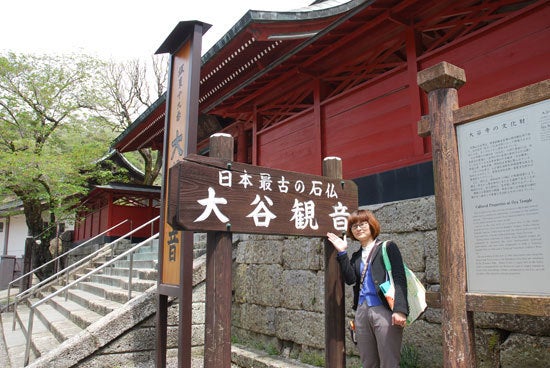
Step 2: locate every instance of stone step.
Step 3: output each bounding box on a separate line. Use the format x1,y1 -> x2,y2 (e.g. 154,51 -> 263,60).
75,280 -> 145,304
75,272 -> 156,292
48,285 -> 124,316
102,265 -> 158,281
230,345 -> 319,368
29,297 -> 85,340
129,251 -> 158,261
113,258 -> 158,269
2,304 -> 55,365
134,242 -> 158,255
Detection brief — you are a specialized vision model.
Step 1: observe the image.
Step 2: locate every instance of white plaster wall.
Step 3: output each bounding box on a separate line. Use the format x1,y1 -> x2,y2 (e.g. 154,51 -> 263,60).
1,218 -> 7,255
6,214 -> 28,258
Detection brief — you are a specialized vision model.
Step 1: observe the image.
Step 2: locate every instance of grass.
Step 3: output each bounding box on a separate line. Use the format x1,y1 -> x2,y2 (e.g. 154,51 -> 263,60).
299,350 -> 325,367
400,344 -> 421,368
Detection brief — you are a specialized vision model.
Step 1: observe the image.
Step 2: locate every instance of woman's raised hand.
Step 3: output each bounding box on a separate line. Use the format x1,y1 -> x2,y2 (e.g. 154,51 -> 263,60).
326,232 -> 348,253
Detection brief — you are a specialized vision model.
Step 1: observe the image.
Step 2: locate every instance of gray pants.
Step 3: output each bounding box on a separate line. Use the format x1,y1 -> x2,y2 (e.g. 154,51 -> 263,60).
355,303 -> 403,368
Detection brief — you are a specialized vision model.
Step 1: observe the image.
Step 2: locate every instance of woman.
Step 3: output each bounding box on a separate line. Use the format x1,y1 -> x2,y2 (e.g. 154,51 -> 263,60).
327,209 -> 408,368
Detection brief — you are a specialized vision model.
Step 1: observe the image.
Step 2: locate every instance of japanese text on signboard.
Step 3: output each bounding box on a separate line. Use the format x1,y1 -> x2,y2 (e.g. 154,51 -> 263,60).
168,155 -> 358,237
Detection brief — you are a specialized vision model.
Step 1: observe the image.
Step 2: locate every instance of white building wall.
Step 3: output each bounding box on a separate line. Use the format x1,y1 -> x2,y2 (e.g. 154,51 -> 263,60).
6,214 -> 28,258
1,218 -> 7,255
1,210 -> 76,259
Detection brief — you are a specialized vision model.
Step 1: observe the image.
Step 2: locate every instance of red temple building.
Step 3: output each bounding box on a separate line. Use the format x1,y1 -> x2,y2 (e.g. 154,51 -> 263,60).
73,183 -> 161,244
111,0 -> 549,206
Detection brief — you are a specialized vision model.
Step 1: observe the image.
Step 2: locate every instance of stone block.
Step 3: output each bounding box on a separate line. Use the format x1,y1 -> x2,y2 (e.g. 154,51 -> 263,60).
282,238 -> 322,271
475,328 -> 502,368
237,303 -> 277,335
474,312 -> 550,336
233,264 -> 283,306
380,232 -> 426,273
424,230 -> 440,283
275,308 -> 324,349
236,238 -> 283,264
77,350 -> 156,368
280,270 -> 323,312
100,326 -> 156,353
369,196 -> 437,233
402,320 -> 443,367
500,334 -> 550,368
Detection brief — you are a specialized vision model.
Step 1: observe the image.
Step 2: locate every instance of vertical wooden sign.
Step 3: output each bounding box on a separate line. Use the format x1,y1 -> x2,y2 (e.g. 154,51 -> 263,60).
157,22 -> 207,291
155,21 -> 210,368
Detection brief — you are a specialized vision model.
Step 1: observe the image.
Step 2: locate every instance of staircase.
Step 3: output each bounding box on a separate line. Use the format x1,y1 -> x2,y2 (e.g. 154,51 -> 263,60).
0,234 -> 208,368
0,232 -> 318,368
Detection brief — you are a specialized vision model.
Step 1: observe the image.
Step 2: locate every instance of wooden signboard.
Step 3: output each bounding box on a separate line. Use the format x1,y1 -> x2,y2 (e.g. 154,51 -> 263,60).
418,62 -> 550,368
167,154 -> 358,237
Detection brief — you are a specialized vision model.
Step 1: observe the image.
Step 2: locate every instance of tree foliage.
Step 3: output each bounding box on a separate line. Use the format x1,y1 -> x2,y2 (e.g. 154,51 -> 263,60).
0,52 -> 123,279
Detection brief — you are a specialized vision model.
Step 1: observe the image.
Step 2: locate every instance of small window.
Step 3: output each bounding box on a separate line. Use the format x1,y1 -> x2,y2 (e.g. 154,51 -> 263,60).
0,222 -> 4,232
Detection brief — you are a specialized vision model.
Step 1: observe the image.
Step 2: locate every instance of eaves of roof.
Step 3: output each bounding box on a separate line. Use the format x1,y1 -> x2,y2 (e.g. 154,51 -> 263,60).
201,0 -> 368,64
111,0 -> 371,152
110,93 -> 167,151
0,199 -> 24,215
93,183 -> 161,194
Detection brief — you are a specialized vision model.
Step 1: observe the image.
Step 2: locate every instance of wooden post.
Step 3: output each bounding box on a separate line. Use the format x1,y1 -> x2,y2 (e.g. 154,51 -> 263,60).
417,62 -> 475,367
323,157 -> 346,368
179,231 -> 195,367
204,133 -> 234,368
156,294 -> 168,367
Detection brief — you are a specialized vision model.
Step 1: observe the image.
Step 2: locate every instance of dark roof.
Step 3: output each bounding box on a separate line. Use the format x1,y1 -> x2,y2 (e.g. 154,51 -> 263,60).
110,94 -> 167,153
0,199 -> 24,215
96,149 -> 145,182
92,182 -> 161,194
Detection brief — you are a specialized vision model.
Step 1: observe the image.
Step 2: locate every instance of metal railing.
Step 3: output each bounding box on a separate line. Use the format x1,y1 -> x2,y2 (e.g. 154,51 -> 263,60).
22,232 -> 159,365
4,219 -> 132,313
8,216 -> 159,366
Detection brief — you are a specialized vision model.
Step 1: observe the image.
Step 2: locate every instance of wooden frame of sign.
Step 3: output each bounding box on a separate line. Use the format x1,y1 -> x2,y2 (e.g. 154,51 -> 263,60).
417,62 -> 549,367
168,133 -> 358,368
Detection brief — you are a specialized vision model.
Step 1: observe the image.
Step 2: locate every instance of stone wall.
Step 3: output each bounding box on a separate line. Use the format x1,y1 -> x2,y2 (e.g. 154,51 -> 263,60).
231,196 -> 550,367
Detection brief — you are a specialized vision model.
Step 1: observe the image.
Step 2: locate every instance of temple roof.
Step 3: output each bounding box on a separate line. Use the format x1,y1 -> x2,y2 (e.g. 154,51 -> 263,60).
111,0 -> 538,153
111,0 -> 370,152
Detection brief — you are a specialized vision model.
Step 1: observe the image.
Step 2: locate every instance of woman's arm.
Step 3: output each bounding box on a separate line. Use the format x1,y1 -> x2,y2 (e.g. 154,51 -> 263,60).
327,232 -> 357,285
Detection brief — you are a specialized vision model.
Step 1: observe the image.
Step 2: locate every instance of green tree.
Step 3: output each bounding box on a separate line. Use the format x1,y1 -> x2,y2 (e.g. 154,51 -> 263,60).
0,52 -> 120,284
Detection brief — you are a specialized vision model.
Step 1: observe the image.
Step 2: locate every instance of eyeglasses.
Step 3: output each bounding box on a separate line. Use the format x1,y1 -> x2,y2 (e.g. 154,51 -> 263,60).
351,222 -> 369,231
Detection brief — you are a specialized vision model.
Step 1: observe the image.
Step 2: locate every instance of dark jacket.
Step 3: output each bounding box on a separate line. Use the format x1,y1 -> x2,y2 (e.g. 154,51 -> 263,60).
336,239 -> 408,316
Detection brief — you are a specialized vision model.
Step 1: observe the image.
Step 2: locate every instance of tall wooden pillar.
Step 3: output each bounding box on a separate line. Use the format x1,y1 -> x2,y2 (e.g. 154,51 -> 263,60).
323,157 -> 346,368
204,133 -> 234,368
417,62 -> 475,367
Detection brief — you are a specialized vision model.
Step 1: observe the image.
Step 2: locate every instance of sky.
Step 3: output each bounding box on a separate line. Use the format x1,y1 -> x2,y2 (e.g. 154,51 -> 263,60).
1,0 -> 313,60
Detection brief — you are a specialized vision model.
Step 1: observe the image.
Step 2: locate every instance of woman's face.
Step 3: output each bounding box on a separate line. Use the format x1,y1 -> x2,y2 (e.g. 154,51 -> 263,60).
350,221 -> 373,244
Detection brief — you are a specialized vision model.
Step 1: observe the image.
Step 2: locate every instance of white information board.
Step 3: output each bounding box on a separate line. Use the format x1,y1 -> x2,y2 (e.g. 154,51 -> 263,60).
457,99 -> 550,295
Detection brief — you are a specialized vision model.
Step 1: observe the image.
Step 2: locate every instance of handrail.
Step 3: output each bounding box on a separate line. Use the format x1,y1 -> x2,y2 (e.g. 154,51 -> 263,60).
22,232 -> 159,366
5,219 -> 132,311
11,216 -> 159,330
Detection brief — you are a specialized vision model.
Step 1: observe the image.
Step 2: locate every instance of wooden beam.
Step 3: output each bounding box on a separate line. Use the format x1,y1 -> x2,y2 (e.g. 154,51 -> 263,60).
453,79 -> 550,125
418,61 -> 475,368
406,25 -> 425,156
466,294 -> 550,317
417,79 -> 550,136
